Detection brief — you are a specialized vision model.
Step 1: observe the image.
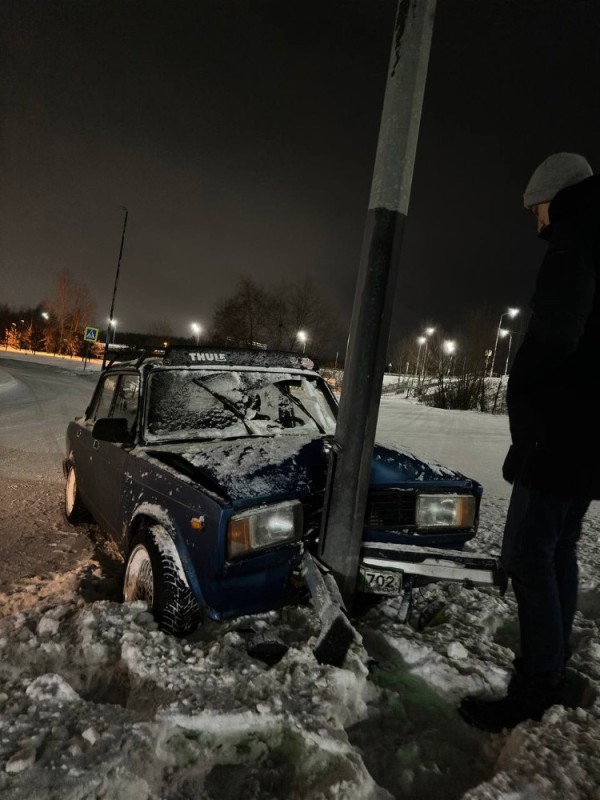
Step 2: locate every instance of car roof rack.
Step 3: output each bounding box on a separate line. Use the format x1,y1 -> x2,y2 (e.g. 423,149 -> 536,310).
163,345 -> 318,371
102,348 -> 163,371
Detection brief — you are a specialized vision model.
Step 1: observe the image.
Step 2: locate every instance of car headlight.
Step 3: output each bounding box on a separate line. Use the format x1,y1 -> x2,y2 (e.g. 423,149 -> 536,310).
227,500 -> 303,559
416,493 -> 476,529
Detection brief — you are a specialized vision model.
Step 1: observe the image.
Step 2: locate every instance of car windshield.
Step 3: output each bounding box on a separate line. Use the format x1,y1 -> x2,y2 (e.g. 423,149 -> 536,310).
145,368 -> 337,443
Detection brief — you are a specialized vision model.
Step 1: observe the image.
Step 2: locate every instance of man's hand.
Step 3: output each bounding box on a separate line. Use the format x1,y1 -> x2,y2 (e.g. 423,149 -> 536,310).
502,443 -> 534,484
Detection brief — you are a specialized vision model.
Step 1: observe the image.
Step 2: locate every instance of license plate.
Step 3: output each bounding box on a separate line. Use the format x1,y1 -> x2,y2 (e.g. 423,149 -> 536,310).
358,567 -> 402,596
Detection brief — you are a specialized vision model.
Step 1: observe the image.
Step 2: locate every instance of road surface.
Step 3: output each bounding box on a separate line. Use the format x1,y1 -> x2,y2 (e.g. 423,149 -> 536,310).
0,357 -> 98,590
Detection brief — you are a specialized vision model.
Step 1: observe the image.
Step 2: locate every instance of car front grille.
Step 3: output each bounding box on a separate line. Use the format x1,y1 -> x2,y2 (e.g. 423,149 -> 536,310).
303,488 -> 473,537
302,488 -> 418,539
364,489 -> 416,532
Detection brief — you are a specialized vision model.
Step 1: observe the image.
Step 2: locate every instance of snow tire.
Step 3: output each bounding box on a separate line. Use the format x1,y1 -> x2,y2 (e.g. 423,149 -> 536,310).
64,464 -> 91,524
124,525 -> 201,637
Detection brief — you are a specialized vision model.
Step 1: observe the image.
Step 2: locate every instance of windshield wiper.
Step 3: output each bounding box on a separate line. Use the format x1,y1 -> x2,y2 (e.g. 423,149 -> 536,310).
278,385 -> 326,434
191,378 -> 254,435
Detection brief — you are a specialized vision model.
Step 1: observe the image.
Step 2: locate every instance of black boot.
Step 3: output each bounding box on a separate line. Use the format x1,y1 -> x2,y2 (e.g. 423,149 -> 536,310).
459,670 -> 563,732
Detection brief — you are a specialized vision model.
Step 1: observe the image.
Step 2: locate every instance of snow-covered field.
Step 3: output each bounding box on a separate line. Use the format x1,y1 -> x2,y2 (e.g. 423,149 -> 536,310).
1,356 -> 600,799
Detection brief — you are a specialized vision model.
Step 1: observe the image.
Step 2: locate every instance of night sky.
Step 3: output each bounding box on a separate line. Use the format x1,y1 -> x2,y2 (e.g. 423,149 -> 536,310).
2,0 -> 599,347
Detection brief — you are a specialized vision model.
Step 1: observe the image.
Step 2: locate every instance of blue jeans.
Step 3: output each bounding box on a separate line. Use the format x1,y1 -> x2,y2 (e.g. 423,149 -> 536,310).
501,482 -> 591,677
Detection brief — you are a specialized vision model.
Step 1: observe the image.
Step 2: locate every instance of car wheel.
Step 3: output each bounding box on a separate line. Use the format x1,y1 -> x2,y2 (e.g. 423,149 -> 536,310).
64,465 -> 90,523
123,525 -> 201,637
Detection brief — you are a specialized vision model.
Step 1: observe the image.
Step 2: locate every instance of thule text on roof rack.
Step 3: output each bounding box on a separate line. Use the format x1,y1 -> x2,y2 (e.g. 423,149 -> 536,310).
163,345 -> 317,370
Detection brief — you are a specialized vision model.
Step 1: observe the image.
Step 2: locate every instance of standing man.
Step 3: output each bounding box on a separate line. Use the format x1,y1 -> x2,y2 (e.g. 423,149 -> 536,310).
461,153 -> 600,731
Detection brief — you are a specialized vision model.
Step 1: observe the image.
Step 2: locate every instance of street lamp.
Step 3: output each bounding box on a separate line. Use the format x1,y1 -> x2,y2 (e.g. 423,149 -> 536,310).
420,327 -> 435,381
108,318 -> 117,345
415,335 -> 426,375
297,330 -> 308,353
443,339 -> 456,375
490,307 -> 519,376
191,323 -> 202,345
41,311 -> 49,321
499,328 -> 513,375
102,206 -> 129,370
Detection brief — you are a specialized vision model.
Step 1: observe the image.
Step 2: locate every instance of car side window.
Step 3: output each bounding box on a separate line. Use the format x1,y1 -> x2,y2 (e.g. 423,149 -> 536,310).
92,375 -> 119,421
114,374 -> 140,433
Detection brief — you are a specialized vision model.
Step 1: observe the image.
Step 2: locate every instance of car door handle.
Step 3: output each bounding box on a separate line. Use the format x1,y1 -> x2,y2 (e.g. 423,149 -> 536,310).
93,440 -> 100,450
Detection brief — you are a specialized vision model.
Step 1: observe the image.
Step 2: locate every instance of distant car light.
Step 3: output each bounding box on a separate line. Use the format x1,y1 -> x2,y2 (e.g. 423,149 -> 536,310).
416,494 -> 476,529
227,500 -> 303,559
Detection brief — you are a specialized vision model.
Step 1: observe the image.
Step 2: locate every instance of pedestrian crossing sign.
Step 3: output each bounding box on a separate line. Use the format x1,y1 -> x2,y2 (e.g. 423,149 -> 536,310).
84,326 -> 99,343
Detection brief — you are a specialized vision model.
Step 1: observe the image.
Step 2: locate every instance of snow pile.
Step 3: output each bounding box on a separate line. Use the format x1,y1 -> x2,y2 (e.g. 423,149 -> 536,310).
2,500 -> 600,800
0,583 -> 384,800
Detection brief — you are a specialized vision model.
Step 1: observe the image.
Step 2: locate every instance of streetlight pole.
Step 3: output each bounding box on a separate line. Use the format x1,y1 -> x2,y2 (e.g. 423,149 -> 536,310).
102,207 -> 129,370
319,0 -> 438,603
500,329 -> 513,375
415,335 -> 426,376
489,307 -> 519,377
420,327 -> 435,384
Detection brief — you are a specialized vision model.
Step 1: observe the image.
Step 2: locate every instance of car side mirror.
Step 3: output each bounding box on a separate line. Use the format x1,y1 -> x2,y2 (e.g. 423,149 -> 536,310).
92,417 -> 130,443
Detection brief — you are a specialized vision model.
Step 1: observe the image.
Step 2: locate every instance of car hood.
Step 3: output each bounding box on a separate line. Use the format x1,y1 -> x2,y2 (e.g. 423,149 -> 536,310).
144,434 -> 478,505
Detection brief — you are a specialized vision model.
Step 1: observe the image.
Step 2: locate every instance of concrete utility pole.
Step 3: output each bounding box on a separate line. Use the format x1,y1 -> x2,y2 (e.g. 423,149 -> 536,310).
319,0 -> 438,602
102,207 -> 129,370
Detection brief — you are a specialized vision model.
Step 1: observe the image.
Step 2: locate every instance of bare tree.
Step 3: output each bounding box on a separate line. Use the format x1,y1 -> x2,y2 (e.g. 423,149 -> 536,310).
260,276 -> 338,354
44,270 -> 96,355
428,310 -> 500,410
391,335 -> 421,377
136,319 -> 175,351
211,276 -> 271,348
209,275 -> 340,356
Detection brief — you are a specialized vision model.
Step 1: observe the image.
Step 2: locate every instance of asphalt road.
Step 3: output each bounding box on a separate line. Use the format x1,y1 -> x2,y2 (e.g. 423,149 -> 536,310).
0,358 -> 99,591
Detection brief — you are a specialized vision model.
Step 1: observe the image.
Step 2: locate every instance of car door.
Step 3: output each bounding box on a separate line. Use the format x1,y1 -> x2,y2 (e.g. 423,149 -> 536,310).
75,373 -> 120,515
91,372 -> 140,540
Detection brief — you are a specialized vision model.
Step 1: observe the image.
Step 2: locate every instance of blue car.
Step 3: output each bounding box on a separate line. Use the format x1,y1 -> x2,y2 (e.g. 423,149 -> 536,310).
64,347 -> 498,636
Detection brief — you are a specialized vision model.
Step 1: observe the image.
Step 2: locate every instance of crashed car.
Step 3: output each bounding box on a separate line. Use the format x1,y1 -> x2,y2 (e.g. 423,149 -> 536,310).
64,347 -> 499,636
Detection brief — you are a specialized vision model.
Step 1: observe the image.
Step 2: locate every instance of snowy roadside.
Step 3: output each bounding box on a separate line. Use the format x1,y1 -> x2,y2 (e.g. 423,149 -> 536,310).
0,349 -> 102,373
1,369 -> 600,798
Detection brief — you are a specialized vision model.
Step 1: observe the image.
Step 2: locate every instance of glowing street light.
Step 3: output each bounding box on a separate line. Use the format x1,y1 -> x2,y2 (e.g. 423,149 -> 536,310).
191,322 -> 202,345
443,339 -> 456,354
490,307 -> 519,376
420,326 -> 435,381
41,311 -> 49,320
297,330 -> 308,353
443,339 -> 456,376
108,318 -> 117,345
415,335 -> 426,375
499,328 -> 513,375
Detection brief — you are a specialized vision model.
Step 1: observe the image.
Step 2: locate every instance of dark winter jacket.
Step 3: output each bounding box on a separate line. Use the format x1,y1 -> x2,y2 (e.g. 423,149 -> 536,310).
506,174 -> 600,498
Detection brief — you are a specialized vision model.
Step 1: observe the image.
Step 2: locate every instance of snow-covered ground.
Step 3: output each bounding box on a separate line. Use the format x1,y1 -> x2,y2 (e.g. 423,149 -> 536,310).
0,348 -> 102,373
1,356 -> 600,799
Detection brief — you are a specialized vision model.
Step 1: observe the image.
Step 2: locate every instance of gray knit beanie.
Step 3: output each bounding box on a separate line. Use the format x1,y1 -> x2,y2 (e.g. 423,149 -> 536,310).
523,153 -> 593,208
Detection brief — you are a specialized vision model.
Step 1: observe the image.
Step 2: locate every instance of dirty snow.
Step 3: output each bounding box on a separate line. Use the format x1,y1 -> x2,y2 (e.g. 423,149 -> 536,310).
1,357 -> 600,799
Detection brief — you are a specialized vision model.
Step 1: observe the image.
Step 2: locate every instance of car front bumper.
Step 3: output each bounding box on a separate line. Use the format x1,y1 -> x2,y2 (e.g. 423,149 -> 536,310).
359,541 -> 505,593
